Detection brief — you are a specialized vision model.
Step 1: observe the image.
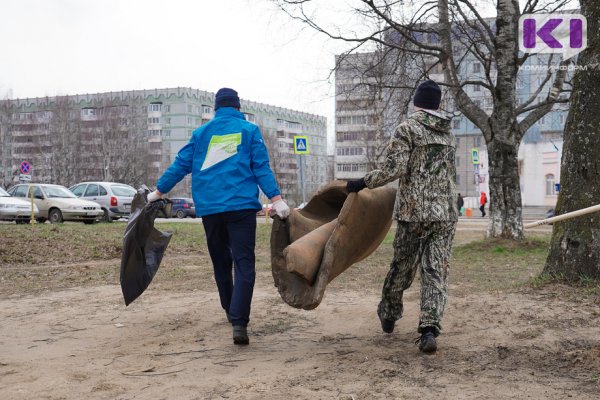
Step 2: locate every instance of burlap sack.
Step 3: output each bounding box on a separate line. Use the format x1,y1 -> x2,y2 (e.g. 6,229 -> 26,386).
271,181 -> 397,309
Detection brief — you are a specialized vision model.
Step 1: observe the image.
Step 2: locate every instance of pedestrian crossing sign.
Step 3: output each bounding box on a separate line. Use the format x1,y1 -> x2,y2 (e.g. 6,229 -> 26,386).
294,136 -> 309,154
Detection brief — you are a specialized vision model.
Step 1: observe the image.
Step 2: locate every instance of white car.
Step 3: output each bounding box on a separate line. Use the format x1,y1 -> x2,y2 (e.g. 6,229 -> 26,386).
7,184 -> 103,224
69,182 -> 136,222
0,187 -> 39,224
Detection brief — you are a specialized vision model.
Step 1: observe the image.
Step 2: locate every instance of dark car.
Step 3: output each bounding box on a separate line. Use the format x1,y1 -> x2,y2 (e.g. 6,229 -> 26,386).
171,198 -> 196,218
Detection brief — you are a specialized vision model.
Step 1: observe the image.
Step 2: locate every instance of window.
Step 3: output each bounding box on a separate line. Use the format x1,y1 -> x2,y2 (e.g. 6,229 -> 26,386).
187,105 -> 193,113
81,108 -> 96,117
203,105 -> 212,114
456,137 -> 461,146
187,117 -> 193,125
32,186 -> 43,198
11,185 -> 28,197
71,185 -> 86,197
455,174 -> 461,185
473,136 -> 481,147
85,184 -> 99,197
453,118 -> 461,129
546,174 -> 556,195
473,63 -> 481,73
148,117 -> 160,124
149,103 -> 162,112
99,186 -> 108,196
163,105 -> 170,112
474,85 -> 481,92
165,117 -> 171,124
456,156 -> 461,167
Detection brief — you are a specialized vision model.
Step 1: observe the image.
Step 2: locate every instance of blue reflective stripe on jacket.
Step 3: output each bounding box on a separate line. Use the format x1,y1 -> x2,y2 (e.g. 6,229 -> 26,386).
157,107 -> 280,217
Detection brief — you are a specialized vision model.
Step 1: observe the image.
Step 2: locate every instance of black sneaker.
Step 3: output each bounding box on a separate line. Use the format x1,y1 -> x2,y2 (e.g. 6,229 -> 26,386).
378,313 -> 395,334
233,325 -> 249,345
416,330 -> 437,353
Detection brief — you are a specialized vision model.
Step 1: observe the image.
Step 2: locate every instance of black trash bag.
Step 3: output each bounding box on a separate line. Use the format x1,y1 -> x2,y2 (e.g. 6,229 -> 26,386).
120,186 -> 173,306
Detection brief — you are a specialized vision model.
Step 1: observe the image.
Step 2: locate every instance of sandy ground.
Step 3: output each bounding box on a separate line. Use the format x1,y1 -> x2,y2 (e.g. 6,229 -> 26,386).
2,267 -> 600,399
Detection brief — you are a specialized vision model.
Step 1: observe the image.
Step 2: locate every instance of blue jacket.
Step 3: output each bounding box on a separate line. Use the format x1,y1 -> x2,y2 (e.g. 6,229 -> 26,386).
157,107 -> 281,217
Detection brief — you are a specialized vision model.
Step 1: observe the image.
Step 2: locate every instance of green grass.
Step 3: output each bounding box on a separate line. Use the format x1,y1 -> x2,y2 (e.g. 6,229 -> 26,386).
3,221 -> 591,300
450,236 -> 551,293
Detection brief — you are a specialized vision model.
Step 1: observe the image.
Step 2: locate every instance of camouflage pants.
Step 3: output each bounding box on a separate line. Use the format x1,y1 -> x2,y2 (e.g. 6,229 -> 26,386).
377,221 -> 456,336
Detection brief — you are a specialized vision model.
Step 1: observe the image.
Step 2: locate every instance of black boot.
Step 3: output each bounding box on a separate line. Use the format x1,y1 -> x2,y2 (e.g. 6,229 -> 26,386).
233,325 -> 249,345
416,327 -> 437,353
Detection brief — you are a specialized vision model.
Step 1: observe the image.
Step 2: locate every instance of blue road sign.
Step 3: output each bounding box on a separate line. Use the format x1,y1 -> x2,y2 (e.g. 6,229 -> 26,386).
294,136 -> 309,154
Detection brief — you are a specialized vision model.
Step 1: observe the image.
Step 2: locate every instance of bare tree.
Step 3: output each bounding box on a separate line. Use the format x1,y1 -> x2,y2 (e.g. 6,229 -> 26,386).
274,0 -> 577,239
0,93 -> 14,188
544,0 -> 600,280
335,45 -> 417,171
46,96 -> 82,186
93,98 -> 149,187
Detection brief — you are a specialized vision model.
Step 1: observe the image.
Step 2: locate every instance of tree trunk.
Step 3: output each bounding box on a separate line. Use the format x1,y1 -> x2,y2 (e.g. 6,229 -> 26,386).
544,0 -> 600,280
486,138 -> 524,239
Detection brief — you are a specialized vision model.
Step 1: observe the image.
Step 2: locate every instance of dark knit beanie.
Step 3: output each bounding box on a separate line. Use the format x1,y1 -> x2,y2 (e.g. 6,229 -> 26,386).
214,88 -> 241,110
413,80 -> 441,110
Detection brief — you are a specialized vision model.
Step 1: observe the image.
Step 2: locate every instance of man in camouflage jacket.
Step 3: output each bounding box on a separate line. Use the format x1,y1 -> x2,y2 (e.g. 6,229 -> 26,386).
347,80 -> 458,353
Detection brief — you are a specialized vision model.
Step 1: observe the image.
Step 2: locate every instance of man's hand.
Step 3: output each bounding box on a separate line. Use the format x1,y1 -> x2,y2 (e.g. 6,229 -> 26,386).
147,190 -> 163,202
346,178 -> 367,193
272,199 -> 290,219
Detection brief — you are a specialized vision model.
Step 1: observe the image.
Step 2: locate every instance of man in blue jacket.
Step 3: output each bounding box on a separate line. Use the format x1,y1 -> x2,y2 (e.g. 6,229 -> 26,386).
148,88 -> 290,345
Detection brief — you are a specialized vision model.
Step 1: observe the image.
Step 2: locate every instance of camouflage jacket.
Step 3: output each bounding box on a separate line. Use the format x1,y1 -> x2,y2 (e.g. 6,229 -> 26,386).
364,110 -> 458,222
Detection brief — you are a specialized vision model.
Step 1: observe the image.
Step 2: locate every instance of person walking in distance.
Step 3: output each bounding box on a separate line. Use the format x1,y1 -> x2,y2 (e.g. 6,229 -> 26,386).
346,80 -> 458,353
457,193 -> 464,217
147,88 -> 290,345
479,192 -> 487,217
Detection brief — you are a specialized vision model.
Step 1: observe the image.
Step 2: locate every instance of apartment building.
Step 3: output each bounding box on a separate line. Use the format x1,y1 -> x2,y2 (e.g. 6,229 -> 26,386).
0,87 -> 327,207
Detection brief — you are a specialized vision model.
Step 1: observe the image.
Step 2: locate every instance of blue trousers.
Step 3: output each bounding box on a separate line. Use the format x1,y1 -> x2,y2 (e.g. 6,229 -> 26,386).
202,209 -> 257,327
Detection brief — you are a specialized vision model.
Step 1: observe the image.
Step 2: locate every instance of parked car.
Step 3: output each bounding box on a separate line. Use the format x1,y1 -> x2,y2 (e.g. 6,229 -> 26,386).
170,198 -> 196,218
0,187 -> 39,224
69,182 -> 136,222
7,183 -> 103,224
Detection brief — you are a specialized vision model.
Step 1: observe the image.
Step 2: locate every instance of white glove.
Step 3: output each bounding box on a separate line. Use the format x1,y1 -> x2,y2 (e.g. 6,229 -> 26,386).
147,190 -> 163,202
272,199 -> 290,219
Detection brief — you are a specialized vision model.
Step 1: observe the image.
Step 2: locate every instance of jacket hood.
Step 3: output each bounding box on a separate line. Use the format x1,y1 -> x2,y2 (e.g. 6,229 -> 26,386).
411,110 -> 451,133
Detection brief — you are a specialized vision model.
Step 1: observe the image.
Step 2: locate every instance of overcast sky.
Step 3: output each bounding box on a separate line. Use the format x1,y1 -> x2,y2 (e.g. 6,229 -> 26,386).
0,0 -> 349,148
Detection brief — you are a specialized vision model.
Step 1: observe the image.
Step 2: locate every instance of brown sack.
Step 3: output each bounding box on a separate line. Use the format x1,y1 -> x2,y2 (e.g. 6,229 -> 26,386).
271,181 -> 397,309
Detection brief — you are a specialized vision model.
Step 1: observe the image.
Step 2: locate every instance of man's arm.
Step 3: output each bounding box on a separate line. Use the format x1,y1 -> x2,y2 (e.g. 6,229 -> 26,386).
364,123 -> 413,189
148,137 -> 195,201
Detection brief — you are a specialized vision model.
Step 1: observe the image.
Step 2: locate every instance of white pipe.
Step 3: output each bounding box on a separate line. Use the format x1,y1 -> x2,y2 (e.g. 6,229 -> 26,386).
524,204 -> 600,229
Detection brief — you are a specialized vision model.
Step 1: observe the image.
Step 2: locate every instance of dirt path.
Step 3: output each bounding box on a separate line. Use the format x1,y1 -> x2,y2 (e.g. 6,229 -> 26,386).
1,265 -> 599,400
